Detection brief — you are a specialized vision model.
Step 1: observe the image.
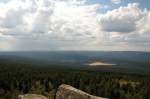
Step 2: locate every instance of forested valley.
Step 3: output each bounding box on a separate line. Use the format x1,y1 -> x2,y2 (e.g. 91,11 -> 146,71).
0,59 -> 150,99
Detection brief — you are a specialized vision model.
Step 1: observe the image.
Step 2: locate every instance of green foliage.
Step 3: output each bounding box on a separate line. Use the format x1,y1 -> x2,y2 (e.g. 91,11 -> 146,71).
0,60 -> 150,99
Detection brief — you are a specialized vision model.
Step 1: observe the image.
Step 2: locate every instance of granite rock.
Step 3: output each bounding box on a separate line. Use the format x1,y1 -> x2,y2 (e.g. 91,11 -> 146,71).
56,84 -> 108,99
18,94 -> 48,99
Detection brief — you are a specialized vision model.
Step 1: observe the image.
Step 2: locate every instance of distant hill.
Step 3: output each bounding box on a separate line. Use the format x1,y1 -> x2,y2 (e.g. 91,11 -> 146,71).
0,51 -> 150,73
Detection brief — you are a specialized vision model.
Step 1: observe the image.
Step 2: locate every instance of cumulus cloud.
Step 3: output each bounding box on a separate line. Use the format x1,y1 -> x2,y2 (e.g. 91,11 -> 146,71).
0,0 -> 102,50
98,3 -> 147,33
96,3 -> 150,51
0,0 -> 150,51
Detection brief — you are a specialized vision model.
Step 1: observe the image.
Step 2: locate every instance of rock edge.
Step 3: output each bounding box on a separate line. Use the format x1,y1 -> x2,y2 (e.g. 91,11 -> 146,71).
19,84 -> 108,99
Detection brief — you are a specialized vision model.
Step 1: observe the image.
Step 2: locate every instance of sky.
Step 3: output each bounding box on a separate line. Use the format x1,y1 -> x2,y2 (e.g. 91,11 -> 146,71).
0,0 -> 150,51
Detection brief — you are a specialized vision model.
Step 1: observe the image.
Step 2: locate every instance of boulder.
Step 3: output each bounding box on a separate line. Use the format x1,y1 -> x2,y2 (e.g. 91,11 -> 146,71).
18,84 -> 108,99
56,84 -> 108,99
18,94 -> 48,99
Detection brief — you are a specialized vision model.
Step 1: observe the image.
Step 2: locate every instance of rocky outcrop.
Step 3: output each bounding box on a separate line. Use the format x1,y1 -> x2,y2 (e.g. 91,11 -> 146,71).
19,84 -> 108,99
56,84 -> 108,99
18,94 -> 48,99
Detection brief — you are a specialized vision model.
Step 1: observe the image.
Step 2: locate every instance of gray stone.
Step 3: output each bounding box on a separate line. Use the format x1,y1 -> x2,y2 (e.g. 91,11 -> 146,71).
18,94 -> 48,99
56,84 -> 108,99
18,84 -> 108,99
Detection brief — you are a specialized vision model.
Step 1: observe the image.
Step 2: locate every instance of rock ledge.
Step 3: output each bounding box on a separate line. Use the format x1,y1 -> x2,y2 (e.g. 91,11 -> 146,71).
18,94 -> 47,99
19,84 -> 108,99
56,84 -> 108,99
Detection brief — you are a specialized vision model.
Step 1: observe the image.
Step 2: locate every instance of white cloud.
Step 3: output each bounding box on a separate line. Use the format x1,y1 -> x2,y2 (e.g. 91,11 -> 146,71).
0,0 -> 102,50
98,3 -> 147,33
0,0 -> 150,51
111,0 -> 122,4
96,3 -> 150,51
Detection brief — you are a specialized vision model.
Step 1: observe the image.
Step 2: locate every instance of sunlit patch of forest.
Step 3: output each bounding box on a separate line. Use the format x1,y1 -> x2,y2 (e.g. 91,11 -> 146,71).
0,59 -> 150,99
